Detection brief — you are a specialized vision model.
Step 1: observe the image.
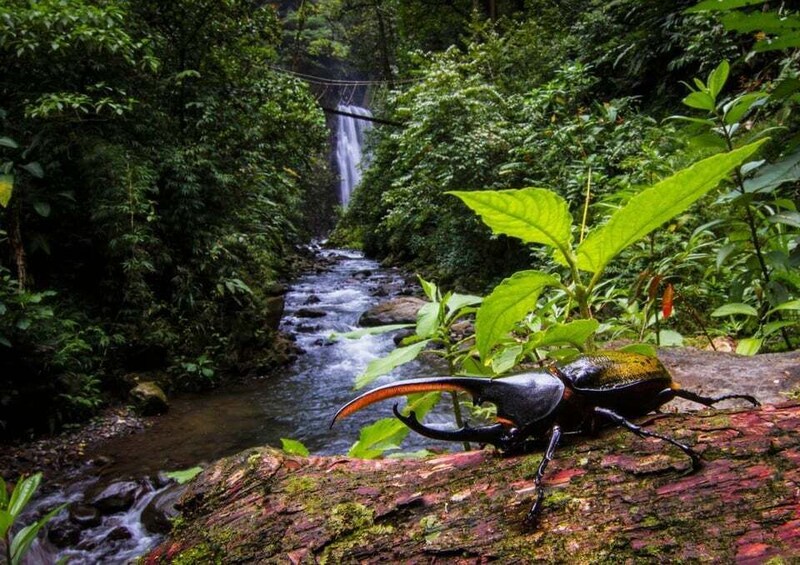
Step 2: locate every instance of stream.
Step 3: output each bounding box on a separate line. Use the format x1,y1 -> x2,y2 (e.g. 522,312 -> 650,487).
23,248 -> 447,564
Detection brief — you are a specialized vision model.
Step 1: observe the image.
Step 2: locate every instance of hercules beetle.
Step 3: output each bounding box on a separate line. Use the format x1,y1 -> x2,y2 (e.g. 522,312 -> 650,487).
332,351 -> 759,523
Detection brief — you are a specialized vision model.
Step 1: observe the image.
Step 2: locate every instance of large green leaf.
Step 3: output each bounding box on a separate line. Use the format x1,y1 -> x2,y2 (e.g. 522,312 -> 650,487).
448,188 -> 573,254
528,319 -> 600,350
0,174 -> 13,208
355,339 -> 430,389
711,303 -> 759,317
8,474 -> 41,519
416,302 -> 440,338
576,140 -> 767,274
329,324 -> 414,341
686,0 -> 767,13
475,270 -> 560,360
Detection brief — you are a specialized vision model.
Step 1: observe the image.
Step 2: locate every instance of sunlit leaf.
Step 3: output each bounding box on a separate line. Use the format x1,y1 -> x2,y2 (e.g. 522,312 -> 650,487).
724,92 -> 768,125
355,339 -> 430,389
736,338 -> 762,356
445,293 -> 482,318
8,473 -> 41,519
658,330 -> 684,347
491,344 -> 522,374
711,303 -> 759,317
416,302 -> 440,338
768,299 -> 800,314
529,319 -> 600,350
280,438 -> 309,457
475,270 -> 560,360
682,91 -> 715,111
576,140 -> 767,274
0,174 -> 13,208
448,188 -> 574,255
418,276 -> 438,301
686,0 -> 767,13
708,60 -> 730,99
164,466 -> 203,484
329,324 -> 414,340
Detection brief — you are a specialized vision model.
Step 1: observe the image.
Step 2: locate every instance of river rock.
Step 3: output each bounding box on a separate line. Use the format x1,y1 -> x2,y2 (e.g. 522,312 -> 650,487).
129,381 -> 169,416
91,481 -> 140,514
358,296 -> 426,327
105,526 -> 133,542
69,503 -> 102,527
296,308 -> 326,318
49,518 -> 83,547
141,484 -> 186,534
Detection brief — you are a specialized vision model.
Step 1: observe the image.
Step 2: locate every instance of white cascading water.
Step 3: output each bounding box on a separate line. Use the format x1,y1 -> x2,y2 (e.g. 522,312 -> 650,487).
335,104 -> 372,206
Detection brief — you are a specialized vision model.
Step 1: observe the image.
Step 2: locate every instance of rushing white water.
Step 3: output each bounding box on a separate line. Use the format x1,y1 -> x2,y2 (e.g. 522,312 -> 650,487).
335,104 -> 372,206
20,248 -> 455,564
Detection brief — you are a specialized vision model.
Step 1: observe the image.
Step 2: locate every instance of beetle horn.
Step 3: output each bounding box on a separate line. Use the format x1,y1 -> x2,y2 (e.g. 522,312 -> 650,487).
392,405 -> 509,446
330,376 -> 496,427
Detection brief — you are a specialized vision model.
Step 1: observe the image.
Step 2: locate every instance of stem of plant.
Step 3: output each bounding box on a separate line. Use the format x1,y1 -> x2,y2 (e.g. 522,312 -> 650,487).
719,121 -> 793,349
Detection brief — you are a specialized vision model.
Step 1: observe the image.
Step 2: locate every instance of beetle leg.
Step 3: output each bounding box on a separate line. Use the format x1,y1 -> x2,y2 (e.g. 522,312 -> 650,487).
666,388 -> 759,408
593,406 -> 701,471
524,424 -> 562,525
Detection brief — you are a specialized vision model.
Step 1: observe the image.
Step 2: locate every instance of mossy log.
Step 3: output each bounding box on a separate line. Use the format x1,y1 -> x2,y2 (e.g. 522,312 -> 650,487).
145,403 -> 800,563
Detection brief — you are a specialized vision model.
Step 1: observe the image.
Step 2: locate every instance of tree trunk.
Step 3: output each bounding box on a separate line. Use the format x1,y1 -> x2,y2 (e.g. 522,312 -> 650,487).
144,402 -> 800,563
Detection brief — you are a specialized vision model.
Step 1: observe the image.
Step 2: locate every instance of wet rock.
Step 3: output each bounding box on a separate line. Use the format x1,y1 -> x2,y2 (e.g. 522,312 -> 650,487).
370,284 -> 393,297
89,455 -> 114,468
141,484 -> 186,534
296,308 -> 326,318
130,382 -> 169,416
352,269 -> 373,279
105,526 -> 133,542
49,519 -> 83,547
358,296 -> 427,327
393,329 -> 416,345
296,324 -> 320,333
69,503 -> 102,527
264,295 -> 285,331
92,481 -> 140,514
304,295 -> 321,305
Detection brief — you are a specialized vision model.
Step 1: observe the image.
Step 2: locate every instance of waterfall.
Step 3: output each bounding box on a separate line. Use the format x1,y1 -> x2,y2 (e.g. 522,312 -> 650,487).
335,104 -> 372,207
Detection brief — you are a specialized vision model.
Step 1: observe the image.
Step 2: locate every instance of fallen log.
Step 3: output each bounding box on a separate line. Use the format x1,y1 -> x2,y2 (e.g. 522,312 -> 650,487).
145,402 -> 800,563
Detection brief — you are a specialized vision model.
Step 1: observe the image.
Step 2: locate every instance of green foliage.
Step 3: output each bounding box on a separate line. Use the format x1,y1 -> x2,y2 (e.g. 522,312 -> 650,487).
1,473 -> 65,565
671,58 -> 800,352
346,277 -> 482,458
348,392 -> 440,459
0,0 -> 328,434
454,140 -> 765,361
164,466 -> 203,485
280,438 -> 310,457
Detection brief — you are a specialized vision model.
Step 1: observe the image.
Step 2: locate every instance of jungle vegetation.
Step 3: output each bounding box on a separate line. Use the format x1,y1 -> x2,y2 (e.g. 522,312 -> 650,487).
1,0 -> 798,438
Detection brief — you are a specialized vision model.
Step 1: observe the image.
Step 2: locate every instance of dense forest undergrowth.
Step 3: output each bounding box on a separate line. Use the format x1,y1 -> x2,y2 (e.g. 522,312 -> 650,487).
1,0 -> 798,441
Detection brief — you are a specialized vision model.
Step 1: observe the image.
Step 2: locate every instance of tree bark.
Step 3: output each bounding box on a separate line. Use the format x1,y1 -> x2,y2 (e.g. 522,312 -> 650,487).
144,402 -> 800,563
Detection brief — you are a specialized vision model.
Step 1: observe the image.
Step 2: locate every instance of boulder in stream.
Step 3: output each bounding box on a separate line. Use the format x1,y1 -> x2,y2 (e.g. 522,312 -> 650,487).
130,381 -> 169,416
91,480 -> 141,514
141,483 -> 187,534
358,296 -> 427,326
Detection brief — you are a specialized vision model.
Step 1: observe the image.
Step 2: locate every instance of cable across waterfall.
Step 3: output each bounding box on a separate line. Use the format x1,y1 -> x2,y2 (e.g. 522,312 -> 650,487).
335,104 -> 372,207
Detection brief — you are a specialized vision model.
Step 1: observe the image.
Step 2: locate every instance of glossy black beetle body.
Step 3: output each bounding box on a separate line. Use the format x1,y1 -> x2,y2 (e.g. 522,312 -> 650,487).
332,351 -> 759,522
